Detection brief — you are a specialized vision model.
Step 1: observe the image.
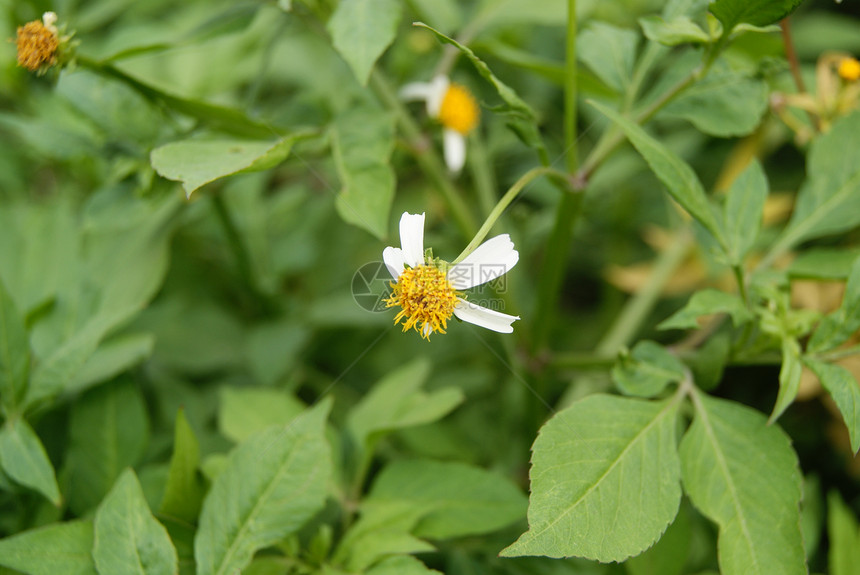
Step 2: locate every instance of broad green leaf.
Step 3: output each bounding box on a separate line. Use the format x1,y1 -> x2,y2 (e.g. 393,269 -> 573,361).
590,101 -> 724,245
659,289 -> 752,330
151,137 -> 298,198
804,360 -> 860,454
640,15 -> 711,46
93,469 -> 178,575
770,338 -> 802,423
774,111 -> 860,254
0,278 -> 29,413
625,503 -> 691,575
807,256 -> 860,353
723,160 -> 768,264
332,103 -> 396,239
612,340 -> 686,398
788,248 -> 860,280
800,475 -> 824,560
827,491 -> 860,575
67,333 -> 155,396
709,0 -> 803,32
0,520 -> 96,575
502,394 -> 682,562
327,0 -> 402,85
0,418 -> 61,505
159,410 -> 206,523
218,386 -> 306,444
366,555 -> 443,575
680,394 -> 805,575
245,320 -> 309,387
347,358 -> 464,450
194,399 -> 332,575
335,515 -> 435,573
577,22 -> 639,92
65,380 -> 150,515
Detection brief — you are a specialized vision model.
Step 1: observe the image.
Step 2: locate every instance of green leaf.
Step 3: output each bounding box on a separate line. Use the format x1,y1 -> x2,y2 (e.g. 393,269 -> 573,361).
788,248 -> 860,280
659,289 -> 752,330
577,22 -> 639,92
245,320 -> 309,387
590,100 -> 724,246
151,138 -> 298,198
827,491 -> 860,575
770,338 -> 802,423
332,102 -> 396,239
366,555 -> 442,575
93,469 -> 178,575
194,399 -> 333,575
0,520 -> 97,575
67,333 -> 155,396
807,256 -> 860,354
680,394 -> 805,575
502,394 -> 682,562
612,340 -> 686,398
473,0 -> 567,29
0,278 -> 29,413
625,502 -> 691,575
640,15 -> 712,46
723,160 -> 768,264
347,358 -> 464,450
327,0 -> 402,85
159,410 -> 206,523
709,0 -> 803,32
774,111 -> 860,253
64,380 -> 150,515
804,360 -> 860,454
218,386 -> 306,444
687,331 -> 731,392
0,418 -> 61,505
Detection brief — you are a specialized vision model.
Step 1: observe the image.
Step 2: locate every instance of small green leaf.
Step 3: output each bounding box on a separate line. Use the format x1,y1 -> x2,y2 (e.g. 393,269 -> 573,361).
194,399 -> 333,575
687,331 -> 731,392
709,0 -> 803,32
827,491 -> 860,575
804,359 -> 860,454
659,289 -> 752,330
0,520 -> 96,575
590,100 -> 725,246
770,338 -> 802,424
332,102 -> 396,239
640,15 -> 712,46
612,340 -> 686,398
502,394 -> 682,562
723,160 -> 768,264
327,0 -> 402,85
218,386 -> 306,444
366,555 -> 442,575
159,410 -> 206,523
680,393 -> 805,575
151,138 -> 298,198
67,333 -> 155,396
347,358 -> 464,450
0,418 -> 61,505
788,248 -> 860,281
0,278 -> 29,414
93,469 -> 178,575
577,22 -> 639,92
808,256 -> 860,354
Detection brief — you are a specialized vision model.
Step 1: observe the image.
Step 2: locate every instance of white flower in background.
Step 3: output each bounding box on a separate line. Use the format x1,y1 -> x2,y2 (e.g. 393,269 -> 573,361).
383,212 -> 520,340
400,75 -> 480,173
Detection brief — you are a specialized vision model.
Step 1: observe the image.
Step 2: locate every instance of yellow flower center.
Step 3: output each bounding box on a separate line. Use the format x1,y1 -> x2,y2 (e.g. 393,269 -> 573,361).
384,264 -> 460,339
838,57 -> 860,82
16,19 -> 59,71
439,84 -> 479,135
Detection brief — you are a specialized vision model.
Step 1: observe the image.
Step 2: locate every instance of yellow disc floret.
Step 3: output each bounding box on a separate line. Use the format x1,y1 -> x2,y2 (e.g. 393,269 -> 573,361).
838,57 -> 860,82
438,84 -> 479,135
385,264 -> 460,339
16,18 -> 59,72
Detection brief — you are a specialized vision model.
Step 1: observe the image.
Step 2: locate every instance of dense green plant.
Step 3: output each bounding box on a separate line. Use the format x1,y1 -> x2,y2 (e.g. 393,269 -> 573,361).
0,0 -> 859,574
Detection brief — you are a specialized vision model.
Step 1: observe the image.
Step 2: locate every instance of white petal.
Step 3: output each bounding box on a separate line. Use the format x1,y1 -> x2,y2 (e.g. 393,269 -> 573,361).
453,299 -> 519,333
400,81 -> 433,102
443,129 -> 466,173
447,234 -> 519,290
422,323 -> 433,338
382,246 -> 406,278
426,75 -> 450,117
398,212 -> 425,267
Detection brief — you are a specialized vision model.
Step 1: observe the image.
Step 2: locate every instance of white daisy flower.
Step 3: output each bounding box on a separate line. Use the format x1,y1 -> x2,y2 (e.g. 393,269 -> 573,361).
400,75 -> 480,173
383,212 -> 520,340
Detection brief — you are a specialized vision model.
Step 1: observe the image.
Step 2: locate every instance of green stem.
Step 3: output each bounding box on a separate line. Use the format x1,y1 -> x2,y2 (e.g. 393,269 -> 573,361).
368,70 -> 477,239
452,166 -> 565,263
